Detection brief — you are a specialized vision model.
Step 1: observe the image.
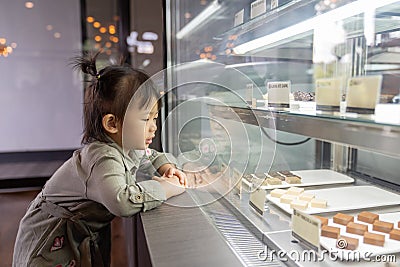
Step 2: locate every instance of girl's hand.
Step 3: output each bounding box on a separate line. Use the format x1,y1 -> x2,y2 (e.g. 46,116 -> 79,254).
163,167 -> 187,187
182,162 -> 208,188
152,176 -> 186,199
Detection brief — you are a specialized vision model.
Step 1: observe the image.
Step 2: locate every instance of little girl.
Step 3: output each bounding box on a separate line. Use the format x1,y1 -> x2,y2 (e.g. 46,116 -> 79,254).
13,53 -> 186,267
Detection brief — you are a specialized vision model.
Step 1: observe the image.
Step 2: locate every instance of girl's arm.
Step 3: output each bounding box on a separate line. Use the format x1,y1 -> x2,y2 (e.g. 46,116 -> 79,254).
147,149 -> 178,172
146,149 -> 187,186
87,154 -> 167,217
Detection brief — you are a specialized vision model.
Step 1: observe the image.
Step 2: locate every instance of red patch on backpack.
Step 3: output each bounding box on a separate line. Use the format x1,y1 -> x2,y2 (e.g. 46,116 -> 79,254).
50,235 -> 65,252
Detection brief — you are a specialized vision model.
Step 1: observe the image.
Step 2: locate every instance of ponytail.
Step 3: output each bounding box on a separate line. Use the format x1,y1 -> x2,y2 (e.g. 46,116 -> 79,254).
71,51 -> 100,78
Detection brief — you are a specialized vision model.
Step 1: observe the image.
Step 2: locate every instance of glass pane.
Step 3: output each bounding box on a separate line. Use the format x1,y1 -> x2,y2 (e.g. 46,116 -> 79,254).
165,0 -> 400,182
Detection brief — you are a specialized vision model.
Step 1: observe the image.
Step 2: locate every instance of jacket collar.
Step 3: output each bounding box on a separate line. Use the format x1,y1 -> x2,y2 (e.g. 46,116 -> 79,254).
104,136 -> 142,172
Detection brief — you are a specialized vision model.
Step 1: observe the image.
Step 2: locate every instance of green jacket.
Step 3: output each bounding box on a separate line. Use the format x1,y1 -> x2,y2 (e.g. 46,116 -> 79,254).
13,139 -> 176,266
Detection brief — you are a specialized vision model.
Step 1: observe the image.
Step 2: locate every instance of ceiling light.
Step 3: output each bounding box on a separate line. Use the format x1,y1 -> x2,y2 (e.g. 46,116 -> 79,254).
176,0 -> 221,39
233,0 -> 399,54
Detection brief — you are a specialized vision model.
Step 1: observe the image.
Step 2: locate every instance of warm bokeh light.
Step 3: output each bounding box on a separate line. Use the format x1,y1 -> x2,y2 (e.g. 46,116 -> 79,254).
93,22 -> 101,28
228,35 -> 238,40
94,35 -> 102,42
0,43 -> 14,58
109,25 -> 116,35
0,38 -> 6,45
46,25 -> 53,31
99,27 -> 107,33
112,36 -> 119,43
25,2 -> 34,9
204,46 -> 213,52
54,32 -> 61,38
105,42 -> 112,48
11,43 -> 17,49
86,16 -> 94,23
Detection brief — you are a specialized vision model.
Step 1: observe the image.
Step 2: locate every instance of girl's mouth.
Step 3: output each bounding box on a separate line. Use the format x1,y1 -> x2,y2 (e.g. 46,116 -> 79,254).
145,138 -> 153,145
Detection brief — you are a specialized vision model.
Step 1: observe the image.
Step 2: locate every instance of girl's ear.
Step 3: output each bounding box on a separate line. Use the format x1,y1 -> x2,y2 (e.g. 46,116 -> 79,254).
102,114 -> 120,134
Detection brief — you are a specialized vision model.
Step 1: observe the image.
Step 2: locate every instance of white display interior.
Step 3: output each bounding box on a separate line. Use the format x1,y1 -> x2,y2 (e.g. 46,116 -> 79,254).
267,185 -> 400,215
252,169 -> 355,190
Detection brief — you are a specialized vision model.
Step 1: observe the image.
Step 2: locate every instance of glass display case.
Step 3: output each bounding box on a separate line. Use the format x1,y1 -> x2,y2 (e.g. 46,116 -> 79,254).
164,0 -> 400,265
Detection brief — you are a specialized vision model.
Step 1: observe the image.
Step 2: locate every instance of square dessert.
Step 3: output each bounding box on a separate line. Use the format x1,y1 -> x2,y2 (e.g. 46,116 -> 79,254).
333,213 -> 354,226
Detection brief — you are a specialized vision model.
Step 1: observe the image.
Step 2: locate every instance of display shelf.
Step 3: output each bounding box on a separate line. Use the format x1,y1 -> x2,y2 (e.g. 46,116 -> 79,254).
215,0 -> 400,56
213,0 -> 315,40
208,104 -> 400,157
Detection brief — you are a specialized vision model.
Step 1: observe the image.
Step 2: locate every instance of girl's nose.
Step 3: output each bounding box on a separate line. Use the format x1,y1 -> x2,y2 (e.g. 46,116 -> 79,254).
149,121 -> 157,132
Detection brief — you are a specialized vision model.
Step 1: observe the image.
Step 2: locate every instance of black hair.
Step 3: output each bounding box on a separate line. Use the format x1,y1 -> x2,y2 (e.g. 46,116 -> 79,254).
71,52 -> 159,144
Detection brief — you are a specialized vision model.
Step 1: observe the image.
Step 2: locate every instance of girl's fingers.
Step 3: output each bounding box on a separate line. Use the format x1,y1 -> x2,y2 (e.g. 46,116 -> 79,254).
195,173 -> 203,184
177,171 -> 187,186
166,168 -> 175,178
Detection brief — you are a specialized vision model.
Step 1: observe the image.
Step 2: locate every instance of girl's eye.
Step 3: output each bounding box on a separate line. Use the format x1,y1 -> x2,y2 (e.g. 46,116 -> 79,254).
141,117 -> 157,122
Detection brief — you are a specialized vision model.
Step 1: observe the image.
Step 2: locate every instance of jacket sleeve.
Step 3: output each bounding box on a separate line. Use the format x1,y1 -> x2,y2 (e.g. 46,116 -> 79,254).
147,149 -> 179,170
86,154 -> 166,217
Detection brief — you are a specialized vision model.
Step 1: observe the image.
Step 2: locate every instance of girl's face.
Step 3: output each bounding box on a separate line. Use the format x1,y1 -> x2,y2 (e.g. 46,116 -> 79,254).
122,103 -> 158,150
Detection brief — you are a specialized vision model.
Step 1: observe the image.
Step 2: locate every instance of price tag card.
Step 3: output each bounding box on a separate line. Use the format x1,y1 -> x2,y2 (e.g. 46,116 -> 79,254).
249,188 -> 266,215
315,78 -> 342,111
220,162 -> 230,186
271,0 -> 279,9
234,9 -> 244,27
221,162 -> 228,173
267,81 -> 291,108
232,168 -> 243,198
346,75 -> 382,114
292,209 -> 321,253
246,83 -> 254,105
251,0 -> 267,19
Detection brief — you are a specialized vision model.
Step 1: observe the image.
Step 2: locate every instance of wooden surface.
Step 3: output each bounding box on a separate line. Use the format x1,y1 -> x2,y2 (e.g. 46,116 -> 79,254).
140,192 -> 243,267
